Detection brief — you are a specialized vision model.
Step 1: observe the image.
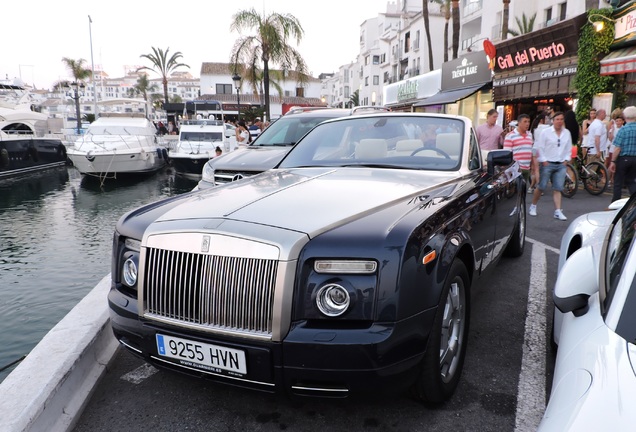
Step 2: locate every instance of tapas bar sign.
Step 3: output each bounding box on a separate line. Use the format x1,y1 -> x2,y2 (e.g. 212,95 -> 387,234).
492,66 -> 577,87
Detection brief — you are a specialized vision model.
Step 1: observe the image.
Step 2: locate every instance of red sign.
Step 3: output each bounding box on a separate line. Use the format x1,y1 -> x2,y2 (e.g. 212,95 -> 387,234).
497,42 -> 567,70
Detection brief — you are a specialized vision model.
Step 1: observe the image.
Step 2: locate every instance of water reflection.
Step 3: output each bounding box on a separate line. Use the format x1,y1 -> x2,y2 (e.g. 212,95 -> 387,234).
0,166 -> 195,381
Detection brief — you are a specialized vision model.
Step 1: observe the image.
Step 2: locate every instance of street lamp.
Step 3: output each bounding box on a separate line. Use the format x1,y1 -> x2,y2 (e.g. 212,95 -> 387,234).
65,82 -> 85,135
588,13 -> 616,32
232,73 -> 241,122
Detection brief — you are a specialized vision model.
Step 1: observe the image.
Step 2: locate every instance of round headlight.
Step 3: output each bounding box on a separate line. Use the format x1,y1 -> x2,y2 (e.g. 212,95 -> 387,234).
316,283 -> 350,317
122,256 -> 138,287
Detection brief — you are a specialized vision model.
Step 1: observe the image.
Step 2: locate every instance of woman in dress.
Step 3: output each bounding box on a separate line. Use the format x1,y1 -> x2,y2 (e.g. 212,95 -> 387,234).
235,121 -> 251,145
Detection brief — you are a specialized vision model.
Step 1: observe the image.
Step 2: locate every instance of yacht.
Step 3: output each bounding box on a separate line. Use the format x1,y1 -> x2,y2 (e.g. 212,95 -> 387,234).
67,113 -> 167,180
169,119 -> 238,180
0,83 -> 67,179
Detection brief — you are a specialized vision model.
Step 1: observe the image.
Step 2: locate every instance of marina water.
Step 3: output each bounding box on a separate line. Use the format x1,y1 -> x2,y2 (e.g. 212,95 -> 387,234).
0,166 -> 196,382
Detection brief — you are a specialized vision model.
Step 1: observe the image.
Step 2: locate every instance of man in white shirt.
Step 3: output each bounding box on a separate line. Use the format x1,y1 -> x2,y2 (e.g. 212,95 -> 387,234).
586,108 -> 607,163
529,111 -> 573,221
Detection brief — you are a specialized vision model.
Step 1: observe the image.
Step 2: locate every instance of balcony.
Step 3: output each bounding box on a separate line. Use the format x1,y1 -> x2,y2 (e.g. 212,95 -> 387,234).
463,0 -> 482,17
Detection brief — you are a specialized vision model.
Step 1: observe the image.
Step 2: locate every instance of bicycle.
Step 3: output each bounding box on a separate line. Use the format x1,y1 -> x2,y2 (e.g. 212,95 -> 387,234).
562,154 -> 608,198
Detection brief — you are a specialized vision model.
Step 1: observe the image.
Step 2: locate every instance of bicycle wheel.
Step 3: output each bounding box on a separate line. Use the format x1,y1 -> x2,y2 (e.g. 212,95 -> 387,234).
561,163 -> 578,198
582,161 -> 608,195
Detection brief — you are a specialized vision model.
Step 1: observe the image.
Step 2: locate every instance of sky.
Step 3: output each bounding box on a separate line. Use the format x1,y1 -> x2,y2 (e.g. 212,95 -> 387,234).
3,0 -> 393,90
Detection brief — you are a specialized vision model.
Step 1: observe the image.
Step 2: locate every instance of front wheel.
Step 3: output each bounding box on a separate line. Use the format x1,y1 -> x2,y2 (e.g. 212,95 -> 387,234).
412,260 -> 470,403
582,161 -> 608,195
504,195 -> 526,257
561,163 -> 578,198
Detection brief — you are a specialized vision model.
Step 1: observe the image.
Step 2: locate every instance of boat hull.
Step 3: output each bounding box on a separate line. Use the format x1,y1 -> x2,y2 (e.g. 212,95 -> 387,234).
67,148 -> 166,177
0,138 -> 67,179
168,152 -> 213,180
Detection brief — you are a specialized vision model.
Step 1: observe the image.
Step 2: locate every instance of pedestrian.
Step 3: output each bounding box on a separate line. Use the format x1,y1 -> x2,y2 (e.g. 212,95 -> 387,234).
476,109 -> 504,151
587,108 -> 607,163
608,105 -> 636,202
564,110 -> 580,146
503,114 -> 533,185
544,106 -> 555,126
235,120 -> 251,144
529,111 -> 573,221
215,146 -> 222,157
607,109 -> 624,186
580,108 -> 597,154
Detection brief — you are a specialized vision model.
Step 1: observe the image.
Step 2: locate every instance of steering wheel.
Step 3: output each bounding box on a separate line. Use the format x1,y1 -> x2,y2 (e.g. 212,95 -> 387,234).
411,147 -> 451,159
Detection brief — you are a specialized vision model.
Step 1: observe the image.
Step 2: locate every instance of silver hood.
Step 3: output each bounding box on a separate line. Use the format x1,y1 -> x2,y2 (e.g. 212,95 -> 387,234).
209,146 -> 291,171
156,167 -> 459,238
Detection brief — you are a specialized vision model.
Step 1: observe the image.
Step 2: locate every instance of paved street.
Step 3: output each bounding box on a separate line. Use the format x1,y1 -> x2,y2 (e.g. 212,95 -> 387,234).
73,189 -> 622,432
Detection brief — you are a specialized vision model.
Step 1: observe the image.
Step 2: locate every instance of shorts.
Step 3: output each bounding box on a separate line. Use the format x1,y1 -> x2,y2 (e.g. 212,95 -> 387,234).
538,162 -> 567,192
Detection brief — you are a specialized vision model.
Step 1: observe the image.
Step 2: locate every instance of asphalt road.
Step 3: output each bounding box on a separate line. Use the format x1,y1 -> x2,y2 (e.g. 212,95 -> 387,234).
73,188 -> 620,432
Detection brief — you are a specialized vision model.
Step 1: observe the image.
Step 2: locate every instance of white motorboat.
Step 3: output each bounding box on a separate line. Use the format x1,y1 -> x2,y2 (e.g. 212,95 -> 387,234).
67,113 -> 167,179
168,117 -> 238,180
0,83 -> 67,179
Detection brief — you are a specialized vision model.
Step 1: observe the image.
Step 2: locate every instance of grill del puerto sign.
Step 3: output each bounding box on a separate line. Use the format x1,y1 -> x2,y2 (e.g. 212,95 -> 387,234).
397,80 -> 418,102
497,42 -> 567,70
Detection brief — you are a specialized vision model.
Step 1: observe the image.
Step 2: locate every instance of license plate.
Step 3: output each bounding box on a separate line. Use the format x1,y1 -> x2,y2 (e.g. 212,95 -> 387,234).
156,334 -> 247,375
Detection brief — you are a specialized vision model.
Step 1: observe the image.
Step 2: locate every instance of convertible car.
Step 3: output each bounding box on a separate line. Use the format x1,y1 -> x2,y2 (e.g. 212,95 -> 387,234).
108,112 -> 526,403
540,193 -> 636,430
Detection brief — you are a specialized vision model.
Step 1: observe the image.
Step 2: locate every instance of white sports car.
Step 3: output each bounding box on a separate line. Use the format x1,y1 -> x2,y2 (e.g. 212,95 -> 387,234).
539,194 -> 636,431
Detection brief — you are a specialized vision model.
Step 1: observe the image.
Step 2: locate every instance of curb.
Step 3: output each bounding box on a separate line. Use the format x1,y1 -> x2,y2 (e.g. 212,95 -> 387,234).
0,275 -> 119,432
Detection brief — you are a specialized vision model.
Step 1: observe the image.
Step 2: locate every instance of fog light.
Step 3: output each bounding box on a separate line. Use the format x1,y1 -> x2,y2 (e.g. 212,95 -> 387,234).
316,283 -> 350,317
122,256 -> 138,287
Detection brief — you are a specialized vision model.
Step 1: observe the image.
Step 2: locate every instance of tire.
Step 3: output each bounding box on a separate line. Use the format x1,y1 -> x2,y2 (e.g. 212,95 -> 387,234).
504,195 -> 526,257
412,260 -> 470,403
561,163 -> 578,198
582,161 -> 608,195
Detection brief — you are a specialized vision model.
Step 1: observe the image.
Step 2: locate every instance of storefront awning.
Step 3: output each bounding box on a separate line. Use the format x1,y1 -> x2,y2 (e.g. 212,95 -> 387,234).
600,46 -> 636,75
413,83 -> 486,107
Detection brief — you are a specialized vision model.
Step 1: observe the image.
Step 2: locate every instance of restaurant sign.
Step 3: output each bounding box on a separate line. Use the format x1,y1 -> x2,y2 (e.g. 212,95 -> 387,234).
497,43 -> 567,70
492,65 -> 577,87
612,2 -> 636,49
397,80 -> 419,102
441,51 -> 492,91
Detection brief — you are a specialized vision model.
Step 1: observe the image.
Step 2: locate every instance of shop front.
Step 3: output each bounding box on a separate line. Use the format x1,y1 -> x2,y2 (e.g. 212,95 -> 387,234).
414,50 -> 493,126
383,69 -> 441,111
599,2 -> 636,107
492,14 -> 587,126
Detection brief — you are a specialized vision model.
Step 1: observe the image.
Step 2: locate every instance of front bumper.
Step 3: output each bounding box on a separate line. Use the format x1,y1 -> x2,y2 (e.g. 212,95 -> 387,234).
108,285 -> 435,397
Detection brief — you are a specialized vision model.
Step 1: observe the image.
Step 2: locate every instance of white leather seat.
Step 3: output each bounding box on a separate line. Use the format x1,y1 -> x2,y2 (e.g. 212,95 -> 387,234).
395,139 -> 423,155
435,133 -> 461,160
355,139 -> 387,159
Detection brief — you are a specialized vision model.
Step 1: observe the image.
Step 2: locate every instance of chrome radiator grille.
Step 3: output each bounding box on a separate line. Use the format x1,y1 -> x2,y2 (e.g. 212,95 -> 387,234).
142,247 -> 277,336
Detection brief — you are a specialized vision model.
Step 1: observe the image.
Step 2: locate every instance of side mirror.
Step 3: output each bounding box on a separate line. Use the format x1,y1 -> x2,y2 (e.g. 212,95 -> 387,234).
553,245 -> 599,317
486,150 -> 513,175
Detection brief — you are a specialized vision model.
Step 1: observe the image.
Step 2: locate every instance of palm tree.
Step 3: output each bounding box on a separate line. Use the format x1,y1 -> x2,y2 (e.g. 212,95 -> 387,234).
422,0 -> 435,70
349,89 -> 360,108
502,0 -> 511,40
61,57 -> 92,83
431,0 -> 451,63
138,47 -> 189,105
230,8 -> 309,122
127,74 -> 159,118
62,58 -> 92,133
508,12 -> 536,37
451,0 -> 460,59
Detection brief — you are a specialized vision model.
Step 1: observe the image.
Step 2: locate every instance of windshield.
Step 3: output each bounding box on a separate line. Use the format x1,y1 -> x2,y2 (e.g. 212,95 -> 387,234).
87,126 -> 152,136
278,115 -> 465,171
250,115 -> 338,146
180,131 -> 223,142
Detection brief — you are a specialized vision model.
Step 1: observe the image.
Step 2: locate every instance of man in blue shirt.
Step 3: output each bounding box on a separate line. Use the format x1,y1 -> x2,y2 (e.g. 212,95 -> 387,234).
609,105 -> 636,202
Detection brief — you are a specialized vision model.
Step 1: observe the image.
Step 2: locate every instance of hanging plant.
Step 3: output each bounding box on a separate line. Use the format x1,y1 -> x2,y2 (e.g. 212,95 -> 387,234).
573,8 -> 616,124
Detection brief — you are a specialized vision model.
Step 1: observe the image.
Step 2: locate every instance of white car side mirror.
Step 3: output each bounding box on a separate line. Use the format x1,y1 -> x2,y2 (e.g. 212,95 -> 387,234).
553,245 -> 599,317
